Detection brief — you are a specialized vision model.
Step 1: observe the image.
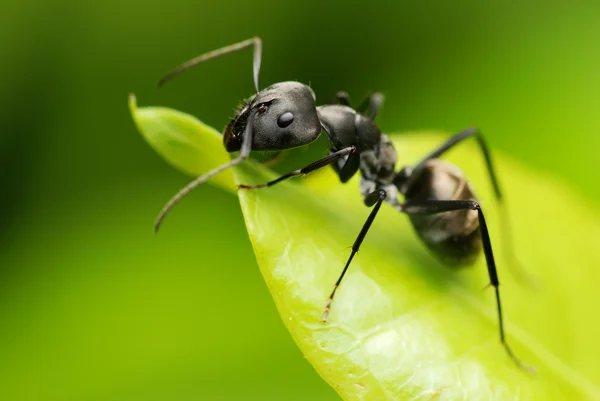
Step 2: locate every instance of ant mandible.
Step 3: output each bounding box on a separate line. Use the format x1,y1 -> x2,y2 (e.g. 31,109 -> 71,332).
155,37 -> 534,373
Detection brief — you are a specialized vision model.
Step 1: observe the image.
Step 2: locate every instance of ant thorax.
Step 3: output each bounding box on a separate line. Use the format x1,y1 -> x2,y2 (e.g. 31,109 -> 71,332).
316,105 -> 397,187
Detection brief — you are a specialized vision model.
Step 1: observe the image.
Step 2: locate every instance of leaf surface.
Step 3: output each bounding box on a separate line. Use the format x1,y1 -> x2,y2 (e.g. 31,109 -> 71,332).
130,95 -> 600,400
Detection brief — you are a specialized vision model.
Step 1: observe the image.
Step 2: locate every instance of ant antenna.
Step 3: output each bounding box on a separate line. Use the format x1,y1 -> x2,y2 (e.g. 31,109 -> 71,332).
154,38 -> 265,232
158,37 -> 262,93
154,113 -> 255,233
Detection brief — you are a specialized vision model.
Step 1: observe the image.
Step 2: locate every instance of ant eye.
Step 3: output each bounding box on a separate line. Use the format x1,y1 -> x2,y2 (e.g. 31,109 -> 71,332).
277,112 -> 294,128
258,104 -> 267,113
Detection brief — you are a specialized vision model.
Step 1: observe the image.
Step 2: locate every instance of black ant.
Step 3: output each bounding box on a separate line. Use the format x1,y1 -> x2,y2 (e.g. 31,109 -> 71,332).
155,37 -> 534,373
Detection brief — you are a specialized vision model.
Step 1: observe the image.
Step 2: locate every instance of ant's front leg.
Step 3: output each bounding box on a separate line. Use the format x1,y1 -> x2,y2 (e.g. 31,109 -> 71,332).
237,146 -> 356,190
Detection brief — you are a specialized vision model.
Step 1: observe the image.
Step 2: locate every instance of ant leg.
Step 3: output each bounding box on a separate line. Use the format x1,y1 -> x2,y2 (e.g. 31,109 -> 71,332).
359,93 -> 384,121
401,199 -> 535,373
154,114 -> 256,232
335,92 -> 385,121
238,146 -> 356,189
323,189 -> 387,322
158,37 -> 262,92
335,91 -> 351,106
410,128 -> 500,198
407,128 -> 533,285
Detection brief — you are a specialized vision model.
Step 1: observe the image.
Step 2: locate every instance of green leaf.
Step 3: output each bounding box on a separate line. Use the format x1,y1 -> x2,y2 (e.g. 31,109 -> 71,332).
129,94 -> 235,192
130,95 -> 600,400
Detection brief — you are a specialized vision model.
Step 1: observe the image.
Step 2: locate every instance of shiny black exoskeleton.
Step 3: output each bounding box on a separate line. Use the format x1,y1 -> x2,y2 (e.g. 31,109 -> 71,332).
154,37 -> 533,372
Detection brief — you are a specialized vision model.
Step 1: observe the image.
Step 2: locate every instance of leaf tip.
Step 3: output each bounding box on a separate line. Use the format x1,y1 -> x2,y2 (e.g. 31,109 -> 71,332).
128,93 -> 138,115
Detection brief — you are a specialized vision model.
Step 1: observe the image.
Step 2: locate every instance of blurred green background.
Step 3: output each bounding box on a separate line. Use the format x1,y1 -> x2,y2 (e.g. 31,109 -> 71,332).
2,1 -> 600,400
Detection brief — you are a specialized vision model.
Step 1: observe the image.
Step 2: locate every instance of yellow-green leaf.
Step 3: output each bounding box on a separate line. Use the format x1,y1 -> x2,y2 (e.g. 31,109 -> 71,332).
129,94 -> 235,192
130,95 -> 600,400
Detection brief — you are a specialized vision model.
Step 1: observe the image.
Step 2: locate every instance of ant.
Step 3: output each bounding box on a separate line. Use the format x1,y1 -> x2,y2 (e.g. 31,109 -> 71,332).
155,37 -> 534,373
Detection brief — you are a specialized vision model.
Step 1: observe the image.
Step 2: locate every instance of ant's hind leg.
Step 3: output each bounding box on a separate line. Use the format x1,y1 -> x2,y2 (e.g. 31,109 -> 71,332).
407,128 -> 535,286
401,199 -> 535,373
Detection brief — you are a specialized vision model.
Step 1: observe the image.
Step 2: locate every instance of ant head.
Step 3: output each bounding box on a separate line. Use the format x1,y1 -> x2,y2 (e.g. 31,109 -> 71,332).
224,81 -> 322,152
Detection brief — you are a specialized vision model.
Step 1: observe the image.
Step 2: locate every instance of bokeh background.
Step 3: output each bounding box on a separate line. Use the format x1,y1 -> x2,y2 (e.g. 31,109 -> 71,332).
2,1 -> 600,400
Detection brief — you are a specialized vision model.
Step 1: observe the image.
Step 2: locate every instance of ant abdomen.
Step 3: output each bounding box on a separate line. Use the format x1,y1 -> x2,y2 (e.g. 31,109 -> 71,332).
405,159 -> 482,266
